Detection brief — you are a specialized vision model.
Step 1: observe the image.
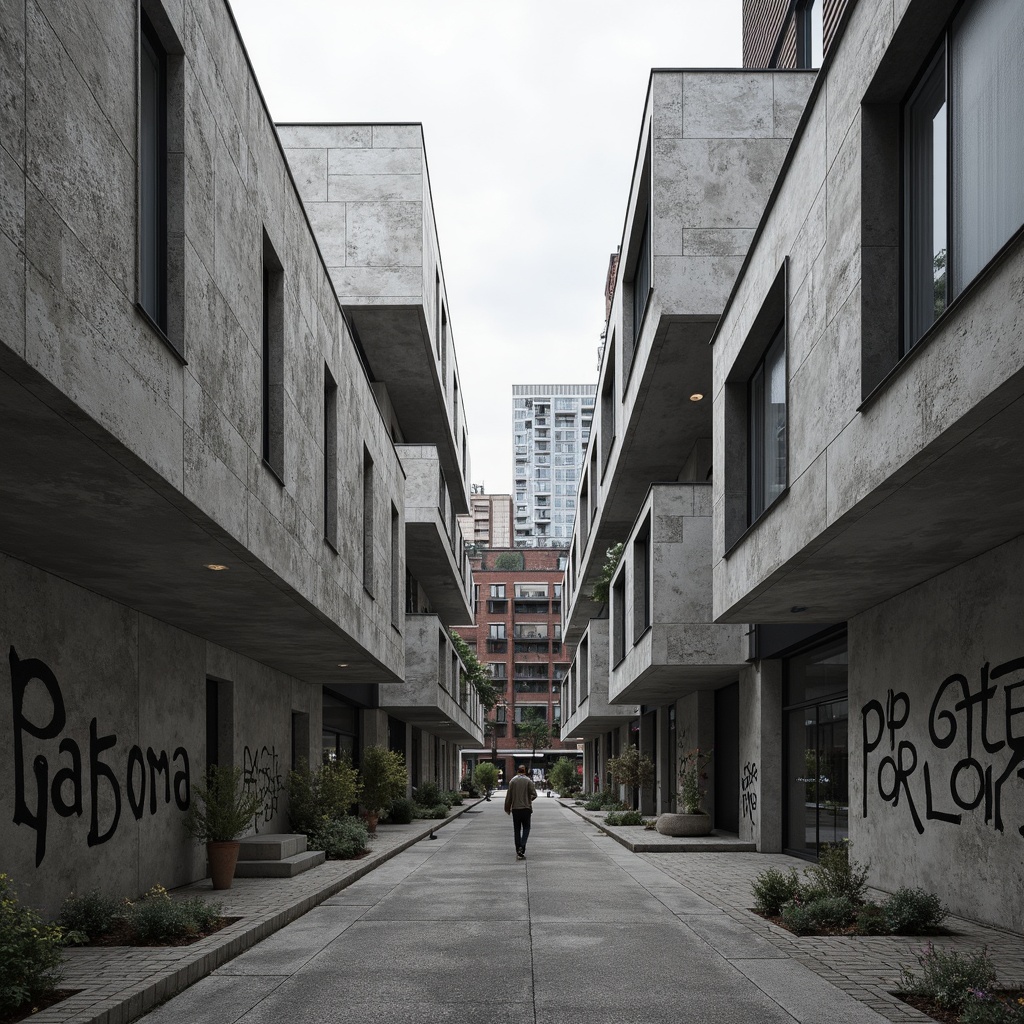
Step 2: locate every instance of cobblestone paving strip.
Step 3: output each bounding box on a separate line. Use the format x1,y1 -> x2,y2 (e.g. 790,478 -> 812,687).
40,806 -> 480,1024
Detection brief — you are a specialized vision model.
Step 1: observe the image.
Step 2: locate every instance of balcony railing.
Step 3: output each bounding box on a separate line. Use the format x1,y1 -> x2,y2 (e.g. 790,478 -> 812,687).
487,599 -> 508,613
514,681 -> 549,693
513,601 -> 550,614
514,640 -> 549,654
487,639 -> 508,653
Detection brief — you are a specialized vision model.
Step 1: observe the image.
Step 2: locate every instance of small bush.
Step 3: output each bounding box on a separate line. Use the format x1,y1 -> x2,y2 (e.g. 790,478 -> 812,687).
884,887 -> 947,935
960,990 -> 1024,1024
0,873 -> 65,1013
804,841 -> 869,904
413,781 -> 444,807
310,815 -> 369,859
460,775 -> 480,798
473,763 -> 499,794
854,902 -> 890,936
585,790 -> 625,811
899,943 -> 998,1013
384,797 -> 415,824
604,810 -> 645,826
288,757 -> 361,834
60,889 -> 124,940
780,901 -> 817,935
781,894 -> 856,934
124,884 -> 223,944
413,803 -> 450,820
751,867 -> 802,916
549,756 -> 581,796
442,790 -> 463,806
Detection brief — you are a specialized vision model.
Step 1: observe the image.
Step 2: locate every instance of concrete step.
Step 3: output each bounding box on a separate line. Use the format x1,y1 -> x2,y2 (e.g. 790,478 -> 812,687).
237,833 -> 308,860
234,849 -> 326,878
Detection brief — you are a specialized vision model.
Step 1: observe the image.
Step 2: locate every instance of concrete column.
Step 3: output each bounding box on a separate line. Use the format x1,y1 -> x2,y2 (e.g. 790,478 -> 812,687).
639,711 -> 657,815
739,660 -> 782,852
677,691 -> 715,821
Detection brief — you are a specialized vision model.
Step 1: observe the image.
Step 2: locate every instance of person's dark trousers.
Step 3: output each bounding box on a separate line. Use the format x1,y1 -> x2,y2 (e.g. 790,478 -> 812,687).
512,808 -> 532,853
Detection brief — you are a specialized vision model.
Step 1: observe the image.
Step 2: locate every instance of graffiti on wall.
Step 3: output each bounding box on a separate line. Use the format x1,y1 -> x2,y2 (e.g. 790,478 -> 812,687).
9,646 -> 191,867
243,744 -> 282,831
861,657 -> 1024,837
741,761 -> 758,825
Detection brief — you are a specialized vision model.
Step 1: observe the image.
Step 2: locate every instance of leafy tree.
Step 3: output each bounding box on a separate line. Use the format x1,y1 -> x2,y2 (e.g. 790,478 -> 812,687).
549,756 -> 580,795
473,761 -> 499,795
451,629 -> 499,710
607,746 -> 655,810
287,757 -> 361,834
590,542 -> 624,605
359,746 -> 408,814
494,551 -> 525,571
516,708 -> 551,760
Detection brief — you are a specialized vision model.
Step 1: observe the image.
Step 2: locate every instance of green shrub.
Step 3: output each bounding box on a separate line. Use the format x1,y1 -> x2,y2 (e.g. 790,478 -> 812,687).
751,867 -> 802,916
549,757 -> 580,796
585,790 -> 625,811
384,797 -> 415,824
473,762 -> 499,794
780,901 -> 817,935
413,781 -> 444,807
960,990 -> 1024,1024
60,889 -> 124,940
460,775 -> 480,797
884,887 -> 947,934
781,894 -> 855,933
854,902 -> 891,936
0,873 -> 65,1014
287,757 -> 361,834
604,810 -> 645,826
804,841 -> 870,904
413,803 -> 450,820
359,746 -> 408,815
310,815 -> 369,859
899,943 -> 998,1013
442,790 -> 463,806
123,885 -> 223,944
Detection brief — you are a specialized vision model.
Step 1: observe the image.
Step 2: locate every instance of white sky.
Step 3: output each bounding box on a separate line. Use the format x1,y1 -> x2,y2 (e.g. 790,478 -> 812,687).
229,0 -> 742,495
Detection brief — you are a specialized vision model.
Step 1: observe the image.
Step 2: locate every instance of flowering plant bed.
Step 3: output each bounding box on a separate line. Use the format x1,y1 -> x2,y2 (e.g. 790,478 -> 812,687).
1,989 -> 81,1024
898,990 -> 1024,1024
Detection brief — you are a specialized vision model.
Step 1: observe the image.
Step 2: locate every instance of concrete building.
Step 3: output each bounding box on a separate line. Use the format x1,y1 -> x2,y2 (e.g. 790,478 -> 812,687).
513,384 -> 595,548
458,487 -> 513,550
459,548 -> 580,781
712,0 -> 1024,934
0,0 -> 481,916
565,0 -> 1024,938
561,64 -> 813,817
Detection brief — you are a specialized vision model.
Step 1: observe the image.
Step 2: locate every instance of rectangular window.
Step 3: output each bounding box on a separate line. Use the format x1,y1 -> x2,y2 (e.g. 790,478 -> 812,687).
490,584 -> 506,598
631,212 -> 651,343
489,623 -> 506,640
514,583 -> 548,598
139,11 -> 167,332
632,518 -> 651,639
612,569 -> 626,665
748,325 -> 787,523
601,344 -> 616,478
904,0 -> 1024,350
323,367 -> 337,547
363,448 -> 375,593
390,504 -> 400,629
262,231 -> 285,480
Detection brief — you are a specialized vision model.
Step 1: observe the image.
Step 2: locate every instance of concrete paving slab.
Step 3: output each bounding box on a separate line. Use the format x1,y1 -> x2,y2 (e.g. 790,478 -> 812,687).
680,913 -> 791,958
734,957 -> 895,1022
647,887 -> 724,914
241,997 -> 536,1024
140,975 -> 284,1024
320,883 -> 396,905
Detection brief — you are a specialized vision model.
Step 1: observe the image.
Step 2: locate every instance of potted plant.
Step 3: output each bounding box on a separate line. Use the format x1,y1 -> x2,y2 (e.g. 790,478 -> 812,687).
183,764 -> 261,889
657,748 -> 713,836
358,745 -> 407,832
606,746 -> 654,810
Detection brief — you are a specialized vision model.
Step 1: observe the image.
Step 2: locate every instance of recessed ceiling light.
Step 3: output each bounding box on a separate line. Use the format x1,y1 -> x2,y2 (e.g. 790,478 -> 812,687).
204,564 -> 228,571
337,663 -> 349,668
689,393 -> 704,402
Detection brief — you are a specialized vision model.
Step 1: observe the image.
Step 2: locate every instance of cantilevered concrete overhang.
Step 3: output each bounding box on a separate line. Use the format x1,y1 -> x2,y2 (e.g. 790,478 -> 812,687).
561,620 -> 635,740
379,614 -> 485,744
714,364 -> 1024,624
609,484 -> 746,704
398,445 -> 472,625
0,358 -> 402,686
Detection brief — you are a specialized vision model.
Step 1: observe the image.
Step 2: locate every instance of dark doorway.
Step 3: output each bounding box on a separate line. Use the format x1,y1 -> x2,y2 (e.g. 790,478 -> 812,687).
714,682 -> 740,832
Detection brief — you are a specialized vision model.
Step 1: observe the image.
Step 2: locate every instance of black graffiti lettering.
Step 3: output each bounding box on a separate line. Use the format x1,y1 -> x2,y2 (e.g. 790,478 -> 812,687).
51,737 -> 83,819
877,741 -> 923,834
173,747 -> 190,811
147,748 -> 171,814
87,718 -> 121,847
243,744 -> 282,831
929,674 -> 968,749
886,690 -> 910,751
950,758 -> 985,811
990,667 -> 1024,833
924,761 -> 961,824
862,699 -> 884,817
10,646 -> 67,864
741,761 -> 758,824
126,745 -> 146,820
975,663 -> 1004,755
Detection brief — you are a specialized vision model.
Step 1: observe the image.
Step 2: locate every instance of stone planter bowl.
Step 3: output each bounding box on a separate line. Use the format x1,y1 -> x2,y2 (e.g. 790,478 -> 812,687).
655,812 -> 712,837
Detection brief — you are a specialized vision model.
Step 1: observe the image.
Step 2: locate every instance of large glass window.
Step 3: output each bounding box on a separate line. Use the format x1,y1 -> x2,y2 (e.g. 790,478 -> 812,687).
783,637 -> 849,859
139,11 -> 167,331
748,326 -> 787,523
904,0 -> 1024,350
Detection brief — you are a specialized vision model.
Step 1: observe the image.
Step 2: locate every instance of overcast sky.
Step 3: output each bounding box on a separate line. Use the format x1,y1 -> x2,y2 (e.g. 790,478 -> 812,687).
229,0 -> 742,495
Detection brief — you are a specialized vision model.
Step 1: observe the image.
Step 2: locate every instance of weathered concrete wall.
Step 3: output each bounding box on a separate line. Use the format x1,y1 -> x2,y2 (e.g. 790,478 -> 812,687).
1,552 -> 316,918
738,661 -> 782,851
849,536 -> 1024,932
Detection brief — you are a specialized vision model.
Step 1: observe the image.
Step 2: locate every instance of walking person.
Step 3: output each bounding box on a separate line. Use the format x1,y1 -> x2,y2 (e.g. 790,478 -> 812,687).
504,764 -> 537,860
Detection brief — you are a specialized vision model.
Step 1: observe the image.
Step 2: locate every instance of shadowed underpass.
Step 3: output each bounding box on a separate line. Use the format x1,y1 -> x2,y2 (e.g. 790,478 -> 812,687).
140,799 -> 891,1024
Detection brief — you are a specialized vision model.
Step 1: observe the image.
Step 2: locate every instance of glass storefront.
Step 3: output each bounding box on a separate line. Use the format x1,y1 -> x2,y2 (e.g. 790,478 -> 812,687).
783,635 -> 848,858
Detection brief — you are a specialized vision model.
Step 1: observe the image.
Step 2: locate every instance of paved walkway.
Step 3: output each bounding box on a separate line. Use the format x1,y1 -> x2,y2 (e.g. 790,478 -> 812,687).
46,797 -> 1023,1024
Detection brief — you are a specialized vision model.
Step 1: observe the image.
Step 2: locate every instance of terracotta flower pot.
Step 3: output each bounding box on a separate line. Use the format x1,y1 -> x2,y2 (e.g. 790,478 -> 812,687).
206,840 -> 241,889
655,812 -> 712,837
